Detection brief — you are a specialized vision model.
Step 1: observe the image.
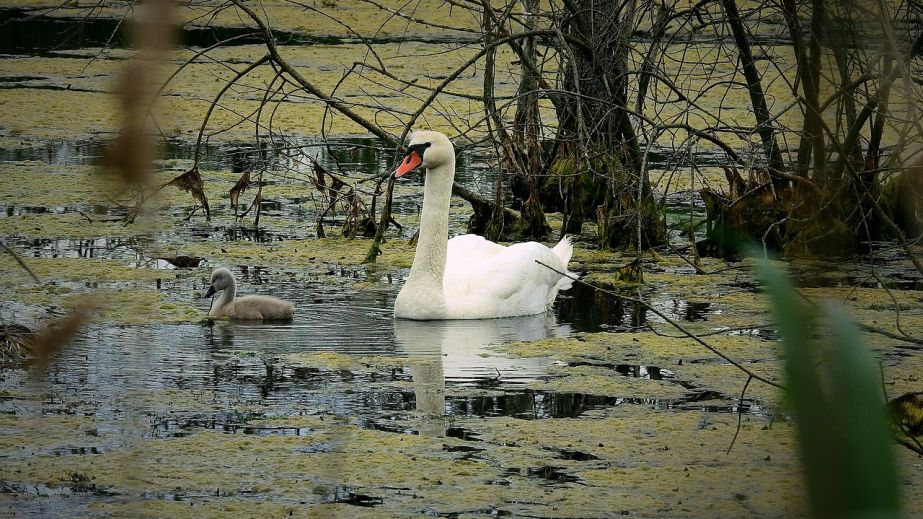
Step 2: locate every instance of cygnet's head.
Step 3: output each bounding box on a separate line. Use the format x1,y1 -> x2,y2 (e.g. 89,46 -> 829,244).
204,267 -> 234,298
394,130 -> 454,178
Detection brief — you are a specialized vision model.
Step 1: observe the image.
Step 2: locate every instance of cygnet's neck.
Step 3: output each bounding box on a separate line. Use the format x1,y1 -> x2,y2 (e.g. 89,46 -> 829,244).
215,277 -> 237,310
407,159 -> 455,290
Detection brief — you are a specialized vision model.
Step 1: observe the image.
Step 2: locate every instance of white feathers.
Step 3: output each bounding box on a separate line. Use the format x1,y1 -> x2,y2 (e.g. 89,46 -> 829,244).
393,130 -> 576,320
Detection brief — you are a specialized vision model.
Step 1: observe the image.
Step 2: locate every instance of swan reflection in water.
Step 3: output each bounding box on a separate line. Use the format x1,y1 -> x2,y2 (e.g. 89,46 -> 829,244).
394,314 -> 571,436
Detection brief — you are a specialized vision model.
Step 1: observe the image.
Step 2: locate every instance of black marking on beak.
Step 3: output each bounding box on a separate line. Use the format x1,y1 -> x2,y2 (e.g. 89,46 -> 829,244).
408,142 -> 431,156
204,285 -> 216,299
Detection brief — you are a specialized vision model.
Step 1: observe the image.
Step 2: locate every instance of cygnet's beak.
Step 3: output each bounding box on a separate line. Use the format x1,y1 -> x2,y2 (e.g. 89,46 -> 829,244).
204,285 -> 216,299
394,150 -> 422,178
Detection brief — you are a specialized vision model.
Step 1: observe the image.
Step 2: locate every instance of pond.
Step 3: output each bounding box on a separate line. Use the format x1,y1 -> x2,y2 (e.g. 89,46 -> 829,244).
1,126 -> 796,516
1,4 -> 922,518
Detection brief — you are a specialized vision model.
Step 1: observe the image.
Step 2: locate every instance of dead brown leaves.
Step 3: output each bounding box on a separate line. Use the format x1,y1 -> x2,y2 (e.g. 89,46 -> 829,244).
230,170 -> 252,212
163,166 -> 211,219
314,162 -> 345,200
0,324 -> 35,364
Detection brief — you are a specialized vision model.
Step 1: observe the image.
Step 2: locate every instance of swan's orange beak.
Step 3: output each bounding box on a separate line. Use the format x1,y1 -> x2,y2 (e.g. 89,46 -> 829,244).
395,150 -> 422,178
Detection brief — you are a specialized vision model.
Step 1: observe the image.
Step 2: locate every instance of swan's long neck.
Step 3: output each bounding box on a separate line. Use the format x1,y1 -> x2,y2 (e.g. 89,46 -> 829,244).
407,159 -> 455,289
216,277 -> 236,310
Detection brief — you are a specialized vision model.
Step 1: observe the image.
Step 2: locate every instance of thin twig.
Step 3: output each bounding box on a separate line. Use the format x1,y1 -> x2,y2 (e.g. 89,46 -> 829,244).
193,54 -> 271,166
726,375 -> 753,454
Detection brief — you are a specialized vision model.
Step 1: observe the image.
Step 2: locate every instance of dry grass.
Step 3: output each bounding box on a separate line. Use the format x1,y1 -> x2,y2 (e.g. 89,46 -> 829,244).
0,323 -> 34,364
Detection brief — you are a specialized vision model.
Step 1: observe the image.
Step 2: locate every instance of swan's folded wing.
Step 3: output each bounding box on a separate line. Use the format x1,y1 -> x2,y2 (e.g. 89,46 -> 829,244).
233,295 -> 294,320
445,234 -> 506,265
444,241 -> 566,317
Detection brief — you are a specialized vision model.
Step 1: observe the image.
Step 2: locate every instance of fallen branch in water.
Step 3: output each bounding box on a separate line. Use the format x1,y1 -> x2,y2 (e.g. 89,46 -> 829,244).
535,260 -> 784,390
1,240 -> 40,284
857,321 -> 923,349
649,323 -> 775,339
794,287 -> 923,349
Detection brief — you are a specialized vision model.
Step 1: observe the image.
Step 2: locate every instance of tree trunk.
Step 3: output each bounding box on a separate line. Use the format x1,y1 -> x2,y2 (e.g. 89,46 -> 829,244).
549,0 -> 665,250
721,0 -> 787,185
511,0 -> 550,240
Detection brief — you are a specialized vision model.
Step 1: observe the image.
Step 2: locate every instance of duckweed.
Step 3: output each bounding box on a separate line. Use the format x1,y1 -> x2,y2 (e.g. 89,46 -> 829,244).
1,3 -> 922,516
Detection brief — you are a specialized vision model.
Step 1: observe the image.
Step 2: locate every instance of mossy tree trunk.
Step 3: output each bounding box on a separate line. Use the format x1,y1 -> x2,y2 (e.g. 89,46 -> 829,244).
548,0 -> 665,250
510,0 -> 550,240
478,0 -> 550,242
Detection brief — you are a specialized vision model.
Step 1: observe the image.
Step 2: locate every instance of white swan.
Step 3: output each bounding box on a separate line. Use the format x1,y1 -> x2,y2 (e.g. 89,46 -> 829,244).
204,267 -> 294,320
393,130 -> 575,320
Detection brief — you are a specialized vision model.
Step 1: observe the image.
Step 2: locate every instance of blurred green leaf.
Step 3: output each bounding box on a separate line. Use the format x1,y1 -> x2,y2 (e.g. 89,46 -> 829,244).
823,302 -> 900,514
755,255 -> 901,518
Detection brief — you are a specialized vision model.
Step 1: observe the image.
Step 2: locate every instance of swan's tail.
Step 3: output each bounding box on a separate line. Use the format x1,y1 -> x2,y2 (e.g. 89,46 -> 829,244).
547,236 -> 578,308
552,235 -> 574,266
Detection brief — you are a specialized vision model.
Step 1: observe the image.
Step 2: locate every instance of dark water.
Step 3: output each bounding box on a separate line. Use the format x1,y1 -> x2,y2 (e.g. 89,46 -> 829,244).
0,7 -> 839,58
0,308 -> 761,451
0,228 -> 745,449
790,247 -> 923,290
0,8 -> 470,56
0,268 -> 755,441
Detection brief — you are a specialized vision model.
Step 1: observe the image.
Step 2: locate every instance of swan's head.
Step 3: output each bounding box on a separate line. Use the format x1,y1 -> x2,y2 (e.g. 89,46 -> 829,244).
204,267 -> 233,298
395,130 -> 454,178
